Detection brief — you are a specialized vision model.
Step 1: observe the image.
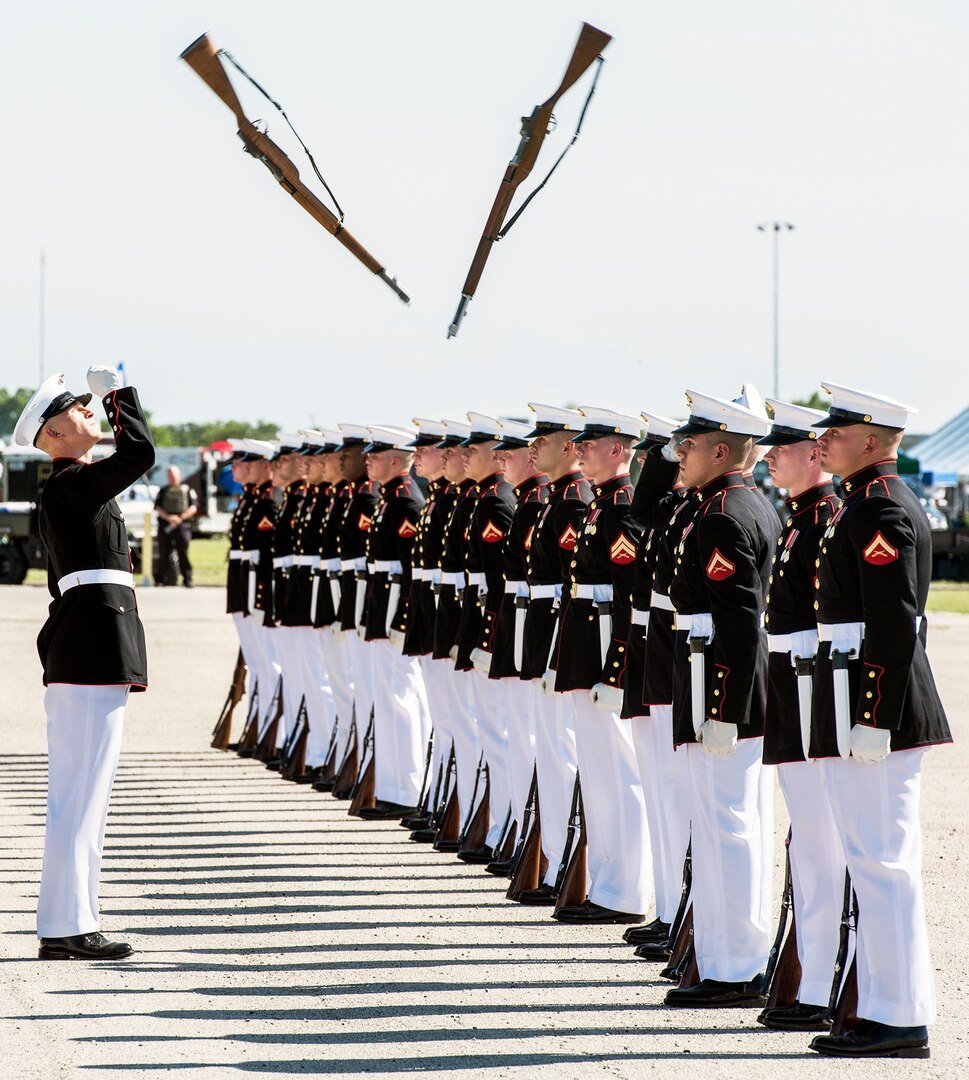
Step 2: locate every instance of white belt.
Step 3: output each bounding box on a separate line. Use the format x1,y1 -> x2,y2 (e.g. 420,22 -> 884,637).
441,571 -> 465,588
530,583 -> 560,601
505,579 -> 528,596
367,562 -> 376,575
768,633 -> 794,653
571,583 -> 614,601
292,555 -> 318,568
817,621 -> 865,643
631,609 -> 650,627
325,557 -> 341,574
427,567 -> 442,586
650,590 -> 674,612
229,550 -> 248,561
467,571 -> 486,589
341,557 -> 366,572
373,560 -> 402,574
674,611 -> 710,633
58,569 -> 134,594
241,549 -> 260,565
273,555 -> 294,570
412,567 -> 428,582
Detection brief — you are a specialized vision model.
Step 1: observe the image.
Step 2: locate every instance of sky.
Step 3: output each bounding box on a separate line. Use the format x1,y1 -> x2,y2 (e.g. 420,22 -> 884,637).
1,0 -> 967,436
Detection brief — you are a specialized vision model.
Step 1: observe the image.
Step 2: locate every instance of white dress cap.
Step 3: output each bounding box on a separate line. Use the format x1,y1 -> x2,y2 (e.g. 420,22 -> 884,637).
757,399 -> 829,445
813,381 -> 917,431
493,417 -> 535,450
439,418 -> 471,446
525,402 -> 584,438
461,412 -> 503,445
13,373 -> 93,448
674,389 -> 772,438
408,418 -> 449,447
572,406 -> 643,442
242,439 -> 276,460
364,425 -> 417,453
338,423 -> 371,445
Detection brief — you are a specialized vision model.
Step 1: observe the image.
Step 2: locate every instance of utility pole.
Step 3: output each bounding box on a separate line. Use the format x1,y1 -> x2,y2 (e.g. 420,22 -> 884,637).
756,222 -> 794,397
38,249 -> 46,383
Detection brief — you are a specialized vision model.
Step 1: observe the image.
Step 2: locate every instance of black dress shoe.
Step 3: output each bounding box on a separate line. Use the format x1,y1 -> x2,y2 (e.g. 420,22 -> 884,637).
357,801 -> 419,821
634,941 -> 673,961
39,933 -> 133,961
237,747 -> 257,758
664,978 -> 767,1008
512,883 -> 558,905
757,1001 -> 832,1031
810,1020 -> 929,1058
434,838 -> 463,853
409,827 -> 437,843
265,758 -> 283,771
553,900 -> 644,925
484,857 -> 515,877
624,918 -> 671,945
313,778 -> 337,792
401,812 -> 432,829
457,846 -> 496,865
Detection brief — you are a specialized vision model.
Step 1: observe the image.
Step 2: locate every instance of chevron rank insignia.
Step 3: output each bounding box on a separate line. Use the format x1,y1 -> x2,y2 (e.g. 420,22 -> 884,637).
705,548 -> 735,580
863,531 -> 898,565
398,519 -> 418,539
358,513 -> 373,532
482,520 -> 505,543
558,524 -> 578,550
524,526 -> 535,551
257,516 -> 274,532
609,533 -> 636,564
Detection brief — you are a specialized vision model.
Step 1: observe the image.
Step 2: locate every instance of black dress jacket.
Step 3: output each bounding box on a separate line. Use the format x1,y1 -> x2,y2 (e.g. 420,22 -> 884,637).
271,481 -> 308,625
810,460 -> 951,755
431,480 -> 477,661
403,477 -> 454,657
37,386 -> 155,689
363,474 -> 424,641
226,482 -> 253,614
455,474 -> 516,671
553,473 -> 642,693
763,482 -> 837,763
485,473 -> 548,678
669,470 -> 780,743
519,471 -> 591,679
281,481 -> 330,628
313,480 -> 350,629
337,477 -> 380,631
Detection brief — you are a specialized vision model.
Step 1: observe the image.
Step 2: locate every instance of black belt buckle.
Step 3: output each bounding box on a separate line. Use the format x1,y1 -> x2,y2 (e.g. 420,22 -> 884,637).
794,656 -> 813,678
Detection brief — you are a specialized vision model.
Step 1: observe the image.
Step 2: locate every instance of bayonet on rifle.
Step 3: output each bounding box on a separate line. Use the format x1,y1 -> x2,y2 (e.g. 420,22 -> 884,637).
180,34 -> 410,304
447,22 -> 611,338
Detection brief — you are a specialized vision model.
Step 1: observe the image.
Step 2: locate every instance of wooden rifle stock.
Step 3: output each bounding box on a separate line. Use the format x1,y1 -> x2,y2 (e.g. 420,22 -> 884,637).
211,648 -> 247,750
762,829 -> 803,1005
254,675 -> 283,761
553,780 -> 588,912
448,22 -> 611,337
180,34 -> 410,303
660,906 -> 694,981
829,874 -> 860,1034
348,712 -> 377,815
508,785 -> 547,899
332,723 -> 359,799
281,711 -> 309,781
433,747 -> 461,846
459,769 -> 492,853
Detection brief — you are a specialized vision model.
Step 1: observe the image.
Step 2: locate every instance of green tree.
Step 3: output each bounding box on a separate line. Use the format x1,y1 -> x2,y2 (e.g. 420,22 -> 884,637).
792,391 -> 827,411
149,419 -> 280,447
0,387 -> 34,439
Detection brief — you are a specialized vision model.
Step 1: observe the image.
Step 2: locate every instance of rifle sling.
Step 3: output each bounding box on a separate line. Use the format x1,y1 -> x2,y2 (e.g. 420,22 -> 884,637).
497,56 -> 605,241
219,49 -> 345,223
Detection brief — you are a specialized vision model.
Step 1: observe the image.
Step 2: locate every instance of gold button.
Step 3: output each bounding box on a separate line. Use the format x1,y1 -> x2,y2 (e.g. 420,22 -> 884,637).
777,538 -> 783,546
864,711 -> 871,719
769,575 -> 774,584
822,546 -> 827,554
711,707 -> 717,714
791,501 -> 798,510
612,661 -> 620,668
588,614 -> 595,621
608,676 -> 616,683
785,518 -> 792,527
815,559 -> 820,568
779,570 -> 784,578
717,671 -> 724,679
618,646 -> 625,653
869,671 -> 876,678
866,691 -> 873,699
713,689 -> 720,696
814,601 -> 819,610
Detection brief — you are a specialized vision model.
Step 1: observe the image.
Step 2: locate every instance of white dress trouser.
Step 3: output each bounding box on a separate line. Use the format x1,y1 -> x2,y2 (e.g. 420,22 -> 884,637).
631,705 -> 691,924
320,629 -> 354,764
571,692 -> 652,914
471,669 -> 512,848
818,748 -> 935,1026
370,639 -> 431,807
446,669 -> 481,826
253,618 -> 284,738
273,625 -> 303,744
500,677 -> 536,833
298,628 -> 336,767
532,684 -> 578,887
344,631 -> 375,742
686,737 -> 773,983
420,657 -> 453,811
37,685 -> 127,939
777,760 -> 846,1008
234,613 -> 272,726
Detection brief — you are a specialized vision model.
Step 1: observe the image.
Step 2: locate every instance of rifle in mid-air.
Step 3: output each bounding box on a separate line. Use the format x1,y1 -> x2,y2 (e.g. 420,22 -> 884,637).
447,22 -> 612,338
180,33 -> 410,303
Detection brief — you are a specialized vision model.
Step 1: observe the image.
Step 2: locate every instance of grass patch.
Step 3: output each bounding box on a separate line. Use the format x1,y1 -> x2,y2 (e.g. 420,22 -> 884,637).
927,582 -> 969,615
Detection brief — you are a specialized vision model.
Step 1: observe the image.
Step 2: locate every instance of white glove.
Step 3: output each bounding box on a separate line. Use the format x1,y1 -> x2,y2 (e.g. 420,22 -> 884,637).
850,724 -> 891,764
590,682 -> 624,712
697,719 -> 738,755
357,625 -> 367,639
387,628 -> 405,650
448,645 -> 459,663
86,365 -> 123,397
470,647 -> 492,674
661,438 -> 681,464
540,669 -> 558,696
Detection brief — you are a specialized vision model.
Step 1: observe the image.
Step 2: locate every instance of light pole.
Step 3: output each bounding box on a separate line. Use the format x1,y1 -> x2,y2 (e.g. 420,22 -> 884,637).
756,222 -> 794,397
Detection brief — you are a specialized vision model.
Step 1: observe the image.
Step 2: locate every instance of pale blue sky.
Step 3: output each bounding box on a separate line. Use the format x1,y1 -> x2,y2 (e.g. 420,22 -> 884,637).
1,1 -> 966,434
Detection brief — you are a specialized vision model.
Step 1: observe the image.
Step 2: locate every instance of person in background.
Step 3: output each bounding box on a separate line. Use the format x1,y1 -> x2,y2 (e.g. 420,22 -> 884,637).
154,465 -> 199,587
